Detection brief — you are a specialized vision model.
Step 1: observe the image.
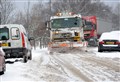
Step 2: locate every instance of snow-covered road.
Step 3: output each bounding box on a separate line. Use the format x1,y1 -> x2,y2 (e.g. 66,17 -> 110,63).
0,47 -> 120,82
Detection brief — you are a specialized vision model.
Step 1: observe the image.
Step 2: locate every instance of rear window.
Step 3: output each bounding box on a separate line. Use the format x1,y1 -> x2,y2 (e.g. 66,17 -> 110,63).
0,27 -> 9,40
11,27 -> 20,40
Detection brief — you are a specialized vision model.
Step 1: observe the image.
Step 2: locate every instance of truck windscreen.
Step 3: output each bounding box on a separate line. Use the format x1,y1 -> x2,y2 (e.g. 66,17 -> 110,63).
51,17 -> 81,29
0,27 -> 9,40
84,21 -> 93,30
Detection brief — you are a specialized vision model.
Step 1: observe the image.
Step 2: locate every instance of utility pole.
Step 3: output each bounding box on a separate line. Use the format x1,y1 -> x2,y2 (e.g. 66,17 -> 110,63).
0,12 -> 1,25
50,0 -> 52,15
27,0 -> 30,34
118,3 -> 120,30
0,0 -> 1,25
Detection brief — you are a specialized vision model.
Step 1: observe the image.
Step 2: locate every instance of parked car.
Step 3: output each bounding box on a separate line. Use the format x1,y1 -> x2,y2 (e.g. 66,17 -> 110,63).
0,24 -> 33,63
0,42 -> 6,75
98,32 -> 120,52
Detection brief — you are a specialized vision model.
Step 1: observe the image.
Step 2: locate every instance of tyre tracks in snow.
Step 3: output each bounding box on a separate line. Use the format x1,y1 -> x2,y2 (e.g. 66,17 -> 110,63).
70,51 -> 120,81
49,50 -> 120,82
79,51 -> 120,72
49,52 -> 93,82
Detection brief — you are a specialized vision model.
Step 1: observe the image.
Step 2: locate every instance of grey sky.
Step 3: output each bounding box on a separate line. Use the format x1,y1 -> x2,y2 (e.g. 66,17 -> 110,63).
101,0 -> 120,6
14,0 -> 38,12
14,0 -> 120,11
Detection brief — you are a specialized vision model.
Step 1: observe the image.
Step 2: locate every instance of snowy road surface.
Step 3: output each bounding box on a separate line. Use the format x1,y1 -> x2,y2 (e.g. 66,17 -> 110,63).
0,47 -> 120,82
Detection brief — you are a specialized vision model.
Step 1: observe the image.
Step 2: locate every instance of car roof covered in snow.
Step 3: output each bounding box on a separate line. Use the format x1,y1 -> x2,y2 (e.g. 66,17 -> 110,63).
99,31 -> 120,41
110,30 -> 120,34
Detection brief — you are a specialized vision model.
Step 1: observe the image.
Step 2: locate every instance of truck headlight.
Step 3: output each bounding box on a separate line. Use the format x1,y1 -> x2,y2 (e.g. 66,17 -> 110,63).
55,31 -> 59,34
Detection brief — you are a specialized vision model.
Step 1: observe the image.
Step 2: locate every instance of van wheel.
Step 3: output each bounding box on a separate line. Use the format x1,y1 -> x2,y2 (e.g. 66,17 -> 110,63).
23,55 -> 28,63
0,67 -> 5,75
28,51 -> 32,60
0,71 -> 4,75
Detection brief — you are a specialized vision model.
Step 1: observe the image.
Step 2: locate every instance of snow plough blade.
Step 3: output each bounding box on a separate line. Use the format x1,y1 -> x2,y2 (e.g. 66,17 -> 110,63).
48,41 -> 88,53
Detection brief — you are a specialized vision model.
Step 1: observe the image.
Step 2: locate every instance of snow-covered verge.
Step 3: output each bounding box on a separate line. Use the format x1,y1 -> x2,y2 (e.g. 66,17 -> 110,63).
0,47 -> 120,82
0,48 -> 72,82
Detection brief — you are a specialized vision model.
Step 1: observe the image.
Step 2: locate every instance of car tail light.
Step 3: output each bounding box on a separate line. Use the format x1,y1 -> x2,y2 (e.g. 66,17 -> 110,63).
115,41 -> 120,44
21,33 -> 25,47
99,41 -> 104,44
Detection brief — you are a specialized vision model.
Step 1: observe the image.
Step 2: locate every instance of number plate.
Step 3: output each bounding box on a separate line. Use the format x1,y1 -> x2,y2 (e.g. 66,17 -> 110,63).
2,43 -> 8,47
106,42 -> 114,45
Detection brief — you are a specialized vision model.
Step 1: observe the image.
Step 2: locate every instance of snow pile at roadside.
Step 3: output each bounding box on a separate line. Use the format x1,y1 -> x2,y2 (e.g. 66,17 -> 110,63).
1,47 -> 48,82
1,47 -> 72,82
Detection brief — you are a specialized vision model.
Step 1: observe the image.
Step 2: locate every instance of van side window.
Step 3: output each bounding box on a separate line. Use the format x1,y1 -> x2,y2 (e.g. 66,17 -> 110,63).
11,27 -> 20,40
0,27 -> 9,40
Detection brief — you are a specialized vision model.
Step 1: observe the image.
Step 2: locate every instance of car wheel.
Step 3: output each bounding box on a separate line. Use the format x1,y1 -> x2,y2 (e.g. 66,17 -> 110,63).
98,49 -> 103,52
98,47 -> 103,52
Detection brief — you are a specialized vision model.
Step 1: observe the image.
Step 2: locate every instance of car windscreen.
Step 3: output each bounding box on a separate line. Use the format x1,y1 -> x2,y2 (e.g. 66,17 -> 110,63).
0,27 -> 9,40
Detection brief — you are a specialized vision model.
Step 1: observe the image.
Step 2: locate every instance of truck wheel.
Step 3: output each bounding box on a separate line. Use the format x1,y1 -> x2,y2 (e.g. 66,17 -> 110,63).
88,38 -> 98,47
23,55 -> 28,63
93,40 -> 98,47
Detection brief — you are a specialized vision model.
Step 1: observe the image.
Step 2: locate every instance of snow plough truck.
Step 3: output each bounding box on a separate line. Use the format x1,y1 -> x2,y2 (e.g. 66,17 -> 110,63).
46,12 -> 88,53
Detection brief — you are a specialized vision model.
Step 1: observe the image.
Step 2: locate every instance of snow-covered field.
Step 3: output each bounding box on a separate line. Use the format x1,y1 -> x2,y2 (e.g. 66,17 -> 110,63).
0,47 -> 120,82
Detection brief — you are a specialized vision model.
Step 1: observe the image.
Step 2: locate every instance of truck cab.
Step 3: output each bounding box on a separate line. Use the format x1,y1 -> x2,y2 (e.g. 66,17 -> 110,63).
82,16 -> 98,46
47,12 -> 88,53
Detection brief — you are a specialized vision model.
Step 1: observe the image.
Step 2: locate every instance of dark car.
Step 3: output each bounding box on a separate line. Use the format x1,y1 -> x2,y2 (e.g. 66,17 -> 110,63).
98,32 -> 120,52
0,42 -> 6,75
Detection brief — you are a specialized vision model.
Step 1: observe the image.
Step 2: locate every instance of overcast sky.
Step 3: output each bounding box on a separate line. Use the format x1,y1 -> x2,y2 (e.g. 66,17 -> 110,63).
101,0 -> 119,6
14,0 -> 119,11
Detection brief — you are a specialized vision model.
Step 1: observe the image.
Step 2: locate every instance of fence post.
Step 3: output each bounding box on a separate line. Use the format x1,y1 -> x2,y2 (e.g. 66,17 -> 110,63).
34,39 -> 36,50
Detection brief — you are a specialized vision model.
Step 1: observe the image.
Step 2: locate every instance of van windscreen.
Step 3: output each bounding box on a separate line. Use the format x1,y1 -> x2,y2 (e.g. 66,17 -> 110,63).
0,27 -> 9,40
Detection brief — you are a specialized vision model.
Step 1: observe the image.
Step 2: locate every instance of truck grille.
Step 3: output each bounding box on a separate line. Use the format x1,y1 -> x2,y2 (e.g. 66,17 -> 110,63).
53,33 -> 73,42
53,33 -> 72,38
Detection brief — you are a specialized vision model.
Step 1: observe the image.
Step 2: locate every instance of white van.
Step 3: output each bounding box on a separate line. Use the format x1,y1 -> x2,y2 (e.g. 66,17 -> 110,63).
0,24 -> 32,63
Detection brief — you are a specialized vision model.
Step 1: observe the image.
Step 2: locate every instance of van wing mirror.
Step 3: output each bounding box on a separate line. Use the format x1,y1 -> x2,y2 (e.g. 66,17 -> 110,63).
28,37 -> 34,41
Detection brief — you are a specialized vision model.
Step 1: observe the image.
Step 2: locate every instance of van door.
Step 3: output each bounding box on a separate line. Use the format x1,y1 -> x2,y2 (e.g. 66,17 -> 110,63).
10,27 -> 22,48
